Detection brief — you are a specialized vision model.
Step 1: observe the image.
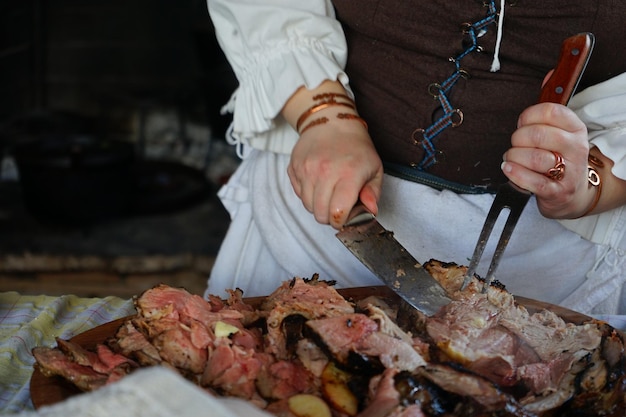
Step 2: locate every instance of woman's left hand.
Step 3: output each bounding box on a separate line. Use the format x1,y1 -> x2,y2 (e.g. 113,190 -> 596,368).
501,102 -> 593,218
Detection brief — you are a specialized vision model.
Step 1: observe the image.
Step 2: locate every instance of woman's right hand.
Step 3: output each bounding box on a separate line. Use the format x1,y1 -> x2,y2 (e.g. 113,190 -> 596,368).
287,112 -> 383,230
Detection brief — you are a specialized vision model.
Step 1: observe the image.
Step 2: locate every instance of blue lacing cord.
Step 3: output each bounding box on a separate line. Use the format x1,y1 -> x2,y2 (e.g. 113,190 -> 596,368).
414,0 -> 499,170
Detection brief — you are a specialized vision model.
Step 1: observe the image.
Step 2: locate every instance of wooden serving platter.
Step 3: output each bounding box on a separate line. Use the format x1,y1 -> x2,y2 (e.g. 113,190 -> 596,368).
29,286 -> 594,409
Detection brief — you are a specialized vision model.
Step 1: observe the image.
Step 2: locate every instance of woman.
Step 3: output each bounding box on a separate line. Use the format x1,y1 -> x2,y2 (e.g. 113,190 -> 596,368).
205,0 -> 626,316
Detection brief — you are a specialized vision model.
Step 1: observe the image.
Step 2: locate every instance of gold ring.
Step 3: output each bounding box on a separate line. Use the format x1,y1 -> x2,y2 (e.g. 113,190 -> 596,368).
545,151 -> 565,181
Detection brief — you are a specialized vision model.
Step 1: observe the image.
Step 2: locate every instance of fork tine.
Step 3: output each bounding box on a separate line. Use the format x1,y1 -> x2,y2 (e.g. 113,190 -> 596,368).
462,182 -> 531,291
462,203 -> 500,289
481,188 -> 530,292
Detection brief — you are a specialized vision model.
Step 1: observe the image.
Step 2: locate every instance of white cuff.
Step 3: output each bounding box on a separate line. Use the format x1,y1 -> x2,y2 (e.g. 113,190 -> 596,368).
569,72 -> 626,180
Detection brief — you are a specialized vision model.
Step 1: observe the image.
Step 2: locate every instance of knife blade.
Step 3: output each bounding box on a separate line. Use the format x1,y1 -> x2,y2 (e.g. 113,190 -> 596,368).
336,204 -> 452,316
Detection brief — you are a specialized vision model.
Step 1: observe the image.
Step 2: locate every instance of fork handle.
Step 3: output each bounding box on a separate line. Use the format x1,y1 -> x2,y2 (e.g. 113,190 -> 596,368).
538,32 -> 595,105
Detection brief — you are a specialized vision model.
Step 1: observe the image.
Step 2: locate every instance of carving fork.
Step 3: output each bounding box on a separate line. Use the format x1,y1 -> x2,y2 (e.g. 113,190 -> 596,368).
462,32 -> 595,292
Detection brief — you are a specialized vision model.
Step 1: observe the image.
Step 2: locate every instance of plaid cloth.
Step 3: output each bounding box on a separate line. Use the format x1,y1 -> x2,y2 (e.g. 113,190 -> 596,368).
0,292 -> 135,414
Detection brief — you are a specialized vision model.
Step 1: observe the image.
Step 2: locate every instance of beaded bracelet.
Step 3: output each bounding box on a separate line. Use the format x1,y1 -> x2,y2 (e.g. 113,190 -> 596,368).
576,154 -> 604,218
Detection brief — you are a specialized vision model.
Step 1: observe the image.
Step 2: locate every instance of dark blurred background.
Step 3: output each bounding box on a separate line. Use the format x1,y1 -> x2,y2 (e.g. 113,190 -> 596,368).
0,0 -> 239,297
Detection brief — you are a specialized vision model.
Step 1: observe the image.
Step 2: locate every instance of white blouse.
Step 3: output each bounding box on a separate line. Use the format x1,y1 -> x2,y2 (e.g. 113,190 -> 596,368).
559,73 -> 626,245
208,0 -> 350,156
208,0 -> 626,246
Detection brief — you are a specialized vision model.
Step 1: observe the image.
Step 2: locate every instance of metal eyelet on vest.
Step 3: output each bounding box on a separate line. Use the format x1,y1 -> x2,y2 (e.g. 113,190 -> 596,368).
451,109 -> 464,127
412,128 -> 425,145
428,83 -> 443,98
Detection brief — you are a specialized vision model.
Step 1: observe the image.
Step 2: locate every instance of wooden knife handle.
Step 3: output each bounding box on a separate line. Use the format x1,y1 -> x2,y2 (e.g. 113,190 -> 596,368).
538,32 -> 595,105
343,202 -> 375,227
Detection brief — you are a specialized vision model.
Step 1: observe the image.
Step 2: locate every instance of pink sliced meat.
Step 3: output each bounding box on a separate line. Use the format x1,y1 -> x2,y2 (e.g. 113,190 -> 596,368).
262,277 -> 355,359
114,320 -> 162,365
94,344 -> 137,374
256,360 -> 317,400
358,369 -> 402,417
32,346 -> 109,391
306,313 -> 378,362
307,313 -> 426,371
202,341 -> 265,399
31,271 -> 625,417
55,338 -> 100,367
152,325 -> 208,374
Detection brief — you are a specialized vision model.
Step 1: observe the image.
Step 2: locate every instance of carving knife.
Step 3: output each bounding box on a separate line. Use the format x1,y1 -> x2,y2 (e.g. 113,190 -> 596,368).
336,203 -> 452,316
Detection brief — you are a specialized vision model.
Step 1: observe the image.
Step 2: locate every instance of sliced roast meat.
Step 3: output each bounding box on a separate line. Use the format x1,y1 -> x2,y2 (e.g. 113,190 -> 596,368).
426,294 -> 520,387
256,359 -> 318,400
365,305 -> 413,346
263,399 -> 294,417
260,275 -> 346,313
424,259 -> 603,396
306,313 -> 378,364
152,324 -> 208,374
132,316 -> 179,339
32,346 -> 110,391
32,270 -> 626,417
136,284 -> 246,330
262,276 -> 354,359
55,338 -> 99,367
113,320 -> 162,366
361,332 -> 426,372
306,313 -> 426,372
231,326 -> 264,351
499,309 -> 602,362
356,296 -> 398,323
134,284 -> 190,320
55,338 -> 136,375
516,352 -> 581,395
93,344 -> 137,374
418,364 -> 531,414
358,369 -> 402,417
223,288 -> 266,327
295,338 -> 329,377
202,340 -> 266,400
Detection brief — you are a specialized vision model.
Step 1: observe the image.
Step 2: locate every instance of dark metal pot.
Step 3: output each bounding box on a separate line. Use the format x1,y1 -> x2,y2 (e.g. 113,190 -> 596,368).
14,135 -> 135,225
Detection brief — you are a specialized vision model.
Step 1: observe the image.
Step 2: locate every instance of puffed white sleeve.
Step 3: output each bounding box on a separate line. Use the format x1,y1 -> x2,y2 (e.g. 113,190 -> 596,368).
568,72 -> 626,180
558,72 -> 626,246
207,0 -> 350,154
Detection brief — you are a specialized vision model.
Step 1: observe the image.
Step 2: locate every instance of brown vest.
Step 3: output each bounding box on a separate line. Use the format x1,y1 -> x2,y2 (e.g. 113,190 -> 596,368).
331,0 -> 626,191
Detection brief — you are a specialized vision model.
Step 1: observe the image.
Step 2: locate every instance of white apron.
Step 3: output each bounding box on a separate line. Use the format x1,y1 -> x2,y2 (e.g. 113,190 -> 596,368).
206,149 -> 626,318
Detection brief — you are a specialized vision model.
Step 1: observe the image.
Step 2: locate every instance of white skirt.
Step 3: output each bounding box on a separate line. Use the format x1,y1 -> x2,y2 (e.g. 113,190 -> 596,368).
206,149 -> 626,317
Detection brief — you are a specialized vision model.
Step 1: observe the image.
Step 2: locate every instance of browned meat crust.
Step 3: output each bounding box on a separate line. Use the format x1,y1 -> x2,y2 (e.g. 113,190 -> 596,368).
32,266 -> 626,416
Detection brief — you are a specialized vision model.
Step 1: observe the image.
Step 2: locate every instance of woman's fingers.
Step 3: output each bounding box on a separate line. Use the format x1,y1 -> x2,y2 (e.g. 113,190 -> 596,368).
514,103 -> 586,147
287,122 -> 383,229
503,102 -> 591,218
